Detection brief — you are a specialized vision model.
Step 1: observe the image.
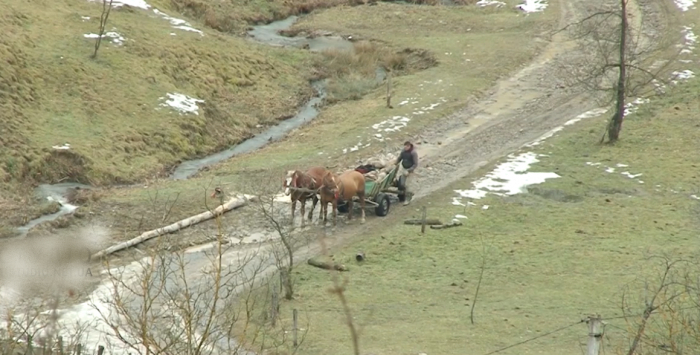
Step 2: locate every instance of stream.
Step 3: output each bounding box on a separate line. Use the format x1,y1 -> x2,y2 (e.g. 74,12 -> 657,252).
16,15 -> 361,233
5,13 -> 363,355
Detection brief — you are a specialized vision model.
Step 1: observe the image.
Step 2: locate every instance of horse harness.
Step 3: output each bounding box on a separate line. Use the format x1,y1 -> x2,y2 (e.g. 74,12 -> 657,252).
291,172 -> 321,197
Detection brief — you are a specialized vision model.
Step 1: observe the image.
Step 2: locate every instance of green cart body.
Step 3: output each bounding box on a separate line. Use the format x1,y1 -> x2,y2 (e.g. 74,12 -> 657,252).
337,163 -> 406,217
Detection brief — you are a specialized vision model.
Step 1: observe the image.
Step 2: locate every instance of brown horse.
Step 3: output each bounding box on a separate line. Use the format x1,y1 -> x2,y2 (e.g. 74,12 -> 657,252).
283,167 -> 328,227
319,170 -> 366,227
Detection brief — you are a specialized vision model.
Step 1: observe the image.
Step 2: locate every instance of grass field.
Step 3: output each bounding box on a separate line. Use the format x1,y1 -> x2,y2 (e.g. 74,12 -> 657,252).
0,0 -> 461,235
84,1 -> 561,237
251,42 -> 700,355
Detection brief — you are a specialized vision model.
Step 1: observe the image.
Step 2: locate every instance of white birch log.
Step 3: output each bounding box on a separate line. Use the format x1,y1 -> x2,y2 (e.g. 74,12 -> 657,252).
91,194 -> 256,260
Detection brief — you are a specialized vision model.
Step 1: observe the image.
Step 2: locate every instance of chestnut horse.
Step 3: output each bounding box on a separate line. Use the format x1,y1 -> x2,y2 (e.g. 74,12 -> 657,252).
283,167 -> 328,227
319,170 -> 366,227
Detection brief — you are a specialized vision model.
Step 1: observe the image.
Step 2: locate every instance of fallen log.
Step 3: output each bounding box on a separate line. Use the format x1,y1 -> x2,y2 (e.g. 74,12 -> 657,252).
91,194 -> 256,260
430,221 -> 464,230
307,257 -> 349,272
404,218 -> 443,226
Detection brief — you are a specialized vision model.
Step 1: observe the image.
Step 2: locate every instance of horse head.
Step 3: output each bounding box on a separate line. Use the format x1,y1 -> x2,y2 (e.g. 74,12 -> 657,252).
320,171 -> 340,200
283,170 -> 296,195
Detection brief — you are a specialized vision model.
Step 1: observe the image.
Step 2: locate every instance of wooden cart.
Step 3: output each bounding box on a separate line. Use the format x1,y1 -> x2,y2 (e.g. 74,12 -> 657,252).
337,162 -> 407,217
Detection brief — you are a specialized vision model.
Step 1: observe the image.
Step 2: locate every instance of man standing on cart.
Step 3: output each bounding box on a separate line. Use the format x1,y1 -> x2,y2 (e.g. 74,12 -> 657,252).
396,141 -> 418,205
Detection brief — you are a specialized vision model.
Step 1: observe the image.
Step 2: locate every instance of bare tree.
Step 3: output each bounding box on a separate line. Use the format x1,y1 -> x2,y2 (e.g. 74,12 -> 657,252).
93,0 -> 114,59
557,0 -> 681,143
608,254 -> 700,354
89,210 -> 276,355
245,173 -> 318,301
470,234 -> 492,325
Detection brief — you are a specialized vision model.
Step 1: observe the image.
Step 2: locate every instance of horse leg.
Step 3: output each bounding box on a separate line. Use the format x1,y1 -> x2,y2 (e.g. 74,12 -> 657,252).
332,199 -> 338,227
309,194 -> 318,222
359,192 -> 366,224
346,199 -> 353,224
300,197 -> 307,228
291,198 -> 297,226
320,199 -> 327,226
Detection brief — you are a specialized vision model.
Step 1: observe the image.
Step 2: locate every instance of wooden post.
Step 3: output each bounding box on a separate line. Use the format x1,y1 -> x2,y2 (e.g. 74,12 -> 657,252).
587,314 -> 604,355
75,343 -> 82,355
271,290 -> 279,327
57,336 -> 64,355
385,69 -> 393,109
421,206 -> 427,234
293,309 -> 299,347
97,345 -> 105,355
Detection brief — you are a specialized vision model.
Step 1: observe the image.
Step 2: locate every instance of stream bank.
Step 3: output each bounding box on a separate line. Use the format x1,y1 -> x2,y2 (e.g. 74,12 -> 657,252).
15,14 -> 368,235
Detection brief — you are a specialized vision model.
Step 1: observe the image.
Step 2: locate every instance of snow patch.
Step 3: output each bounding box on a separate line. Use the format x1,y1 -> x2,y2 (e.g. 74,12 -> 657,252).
476,0 -> 506,7
154,9 -> 204,35
83,31 -> 126,45
525,108 -> 607,148
52,143 -> 71,150
453,152 -> 559,205
89,0 -> 150,9
671,69 -> 696,84
81,16 -> 91,21
623,97 -> 651,116
587,162 -> 644,183
159,93 -> 204,115
86,0 -> 203,35
517,0 -> 548,13
673,0 -> 697,11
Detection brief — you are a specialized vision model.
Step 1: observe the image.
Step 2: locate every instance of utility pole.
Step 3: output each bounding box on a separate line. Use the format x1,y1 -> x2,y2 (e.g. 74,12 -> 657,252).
587,314 -> 604,355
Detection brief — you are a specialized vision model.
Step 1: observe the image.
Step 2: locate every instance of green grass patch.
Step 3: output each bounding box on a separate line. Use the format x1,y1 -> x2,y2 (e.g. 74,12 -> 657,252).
249,59 -> 700,354
91,1 -> 560,236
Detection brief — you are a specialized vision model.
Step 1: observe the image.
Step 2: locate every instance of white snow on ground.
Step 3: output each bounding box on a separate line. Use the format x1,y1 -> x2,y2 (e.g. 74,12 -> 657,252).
83,31 -> 126,45
586,162 -> 645,184
623,97 -> 651,116
159,93 -> 205,115
452,152 -> 560,204
343,139 -> 370,154
52,143 -> 71,150
673,0 -> 697,12
86,0 -> 203,35
88,0 -> 150,9
154,9 -> 204,35
525,107 -> 608,148
476,0 -> 506,7
517,0 -> 548,13
679,26 -> 697,55
364,97 -> 447,148
671,69 -> 696,84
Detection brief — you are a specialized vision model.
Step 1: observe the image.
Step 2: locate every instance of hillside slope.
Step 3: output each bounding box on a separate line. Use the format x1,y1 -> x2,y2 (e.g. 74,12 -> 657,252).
0,0 -> 315,187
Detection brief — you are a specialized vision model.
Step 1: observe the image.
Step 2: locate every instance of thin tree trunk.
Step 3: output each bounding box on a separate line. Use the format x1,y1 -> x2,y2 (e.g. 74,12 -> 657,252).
608,0 -> 628,143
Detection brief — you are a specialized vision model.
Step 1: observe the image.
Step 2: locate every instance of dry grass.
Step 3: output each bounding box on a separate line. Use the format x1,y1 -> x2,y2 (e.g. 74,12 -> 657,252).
0,0 -> 321,229
314,40 -> 438,103
166,0 -> 473,35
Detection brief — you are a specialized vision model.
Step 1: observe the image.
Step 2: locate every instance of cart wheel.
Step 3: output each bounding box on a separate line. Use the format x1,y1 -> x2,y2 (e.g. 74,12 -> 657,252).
337,201 -> 349,213
374,193 -> 390,217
